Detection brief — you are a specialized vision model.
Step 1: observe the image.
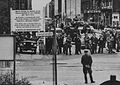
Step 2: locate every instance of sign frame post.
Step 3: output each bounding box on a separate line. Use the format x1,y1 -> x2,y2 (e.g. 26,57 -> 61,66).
52,18 -> 57,85
0,35 -> 16,85
13,35 -> 16,85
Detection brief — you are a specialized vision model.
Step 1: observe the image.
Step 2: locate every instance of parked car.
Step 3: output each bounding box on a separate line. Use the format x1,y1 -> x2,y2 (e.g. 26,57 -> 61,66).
19,40 -> 37,54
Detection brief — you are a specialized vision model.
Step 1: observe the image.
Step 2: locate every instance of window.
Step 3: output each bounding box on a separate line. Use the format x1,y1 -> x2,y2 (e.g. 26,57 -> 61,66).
114,16 -> 118,19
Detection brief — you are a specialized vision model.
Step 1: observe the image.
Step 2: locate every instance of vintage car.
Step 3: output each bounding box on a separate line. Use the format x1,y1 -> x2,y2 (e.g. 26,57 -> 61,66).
19,40 -> 37,54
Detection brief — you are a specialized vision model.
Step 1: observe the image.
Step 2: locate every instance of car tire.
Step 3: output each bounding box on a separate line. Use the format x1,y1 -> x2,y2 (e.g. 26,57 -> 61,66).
33,49 -> 36,54
20,48 -> 22,53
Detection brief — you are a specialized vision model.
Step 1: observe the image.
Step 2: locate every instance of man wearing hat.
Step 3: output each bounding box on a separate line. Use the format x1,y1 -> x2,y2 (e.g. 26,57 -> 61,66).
81,49 -> 95,84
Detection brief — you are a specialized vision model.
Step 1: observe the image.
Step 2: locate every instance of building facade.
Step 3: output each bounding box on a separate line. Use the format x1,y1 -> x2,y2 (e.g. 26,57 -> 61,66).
12,0 -> 32,10
81,0 -> 101,23
82,0 -> 120,27
0,0 -> 10,34
52,0 -> 81,19
101,0 -> 113,27
44,0 -> 54,18
65,0 -> 81,18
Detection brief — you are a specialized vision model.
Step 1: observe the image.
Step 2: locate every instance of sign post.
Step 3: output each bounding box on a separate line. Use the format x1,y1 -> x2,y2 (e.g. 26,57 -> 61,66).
52,19 -> 57,85
13,36 -> 16,85
0,35 -> 16,85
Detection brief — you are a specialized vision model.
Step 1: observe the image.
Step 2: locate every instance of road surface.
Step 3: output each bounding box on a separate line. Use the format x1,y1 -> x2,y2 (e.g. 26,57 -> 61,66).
14,51 -> 120,85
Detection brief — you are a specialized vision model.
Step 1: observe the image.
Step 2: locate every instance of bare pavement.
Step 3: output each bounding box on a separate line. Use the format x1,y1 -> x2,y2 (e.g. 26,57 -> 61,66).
13,49 -> 120,85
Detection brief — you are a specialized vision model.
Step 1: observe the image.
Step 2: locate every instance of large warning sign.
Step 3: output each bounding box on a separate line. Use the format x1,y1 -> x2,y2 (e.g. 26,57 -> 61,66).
11,10 -> 43,32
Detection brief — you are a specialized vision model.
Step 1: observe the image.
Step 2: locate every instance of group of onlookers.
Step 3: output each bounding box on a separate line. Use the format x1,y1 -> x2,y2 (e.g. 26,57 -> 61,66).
38,28 -> 120,55
83,29 -> 120,54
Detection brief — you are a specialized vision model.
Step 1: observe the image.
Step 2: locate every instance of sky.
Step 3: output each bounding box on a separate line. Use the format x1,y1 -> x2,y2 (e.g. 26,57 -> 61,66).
32,0 -> 51,10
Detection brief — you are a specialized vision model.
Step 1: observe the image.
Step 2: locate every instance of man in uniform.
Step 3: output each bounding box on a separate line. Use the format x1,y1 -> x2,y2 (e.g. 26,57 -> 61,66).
81,49 -> 95,84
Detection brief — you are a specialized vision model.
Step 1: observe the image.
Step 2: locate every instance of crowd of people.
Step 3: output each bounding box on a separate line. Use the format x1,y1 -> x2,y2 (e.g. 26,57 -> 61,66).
38,27 -> 120,55
15,17 -> 120,55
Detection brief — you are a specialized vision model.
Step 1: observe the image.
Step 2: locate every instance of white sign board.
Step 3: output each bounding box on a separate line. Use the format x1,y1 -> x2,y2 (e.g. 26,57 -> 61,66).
0,36 -> 14,60
36,32 -> 53,37
11,10 -> 43,32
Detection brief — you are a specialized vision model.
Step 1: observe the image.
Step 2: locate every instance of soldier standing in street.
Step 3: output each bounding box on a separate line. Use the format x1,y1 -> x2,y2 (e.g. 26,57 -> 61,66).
81,50 -> 95,84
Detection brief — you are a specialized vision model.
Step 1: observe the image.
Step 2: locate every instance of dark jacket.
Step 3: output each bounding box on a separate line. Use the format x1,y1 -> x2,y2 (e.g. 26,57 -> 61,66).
57,36 -> 63,47
81,54 -> 93,67
74,37 -> 81,46
98,37 -> 104,46
91,36 -> 98,45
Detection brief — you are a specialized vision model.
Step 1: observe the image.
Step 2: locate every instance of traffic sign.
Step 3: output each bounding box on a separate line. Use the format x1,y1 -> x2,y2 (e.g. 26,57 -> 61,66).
36,32 -> 53,37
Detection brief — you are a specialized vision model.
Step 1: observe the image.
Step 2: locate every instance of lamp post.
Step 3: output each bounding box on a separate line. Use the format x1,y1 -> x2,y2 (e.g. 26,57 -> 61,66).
53,15 -> 58,85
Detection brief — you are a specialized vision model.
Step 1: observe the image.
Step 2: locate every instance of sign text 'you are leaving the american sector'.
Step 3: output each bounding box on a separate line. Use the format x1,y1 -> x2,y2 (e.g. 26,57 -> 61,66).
11,10 -> 43,32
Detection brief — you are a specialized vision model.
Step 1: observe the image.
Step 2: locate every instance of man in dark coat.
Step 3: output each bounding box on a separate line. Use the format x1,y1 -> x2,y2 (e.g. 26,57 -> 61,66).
57,35 -> 64,54
98,35 -> 104,53
74,34 -> 81,54
90,34 -> 98,54
46,37 -> 53,54
81,50 -> 95,84
66,35 -> 72,55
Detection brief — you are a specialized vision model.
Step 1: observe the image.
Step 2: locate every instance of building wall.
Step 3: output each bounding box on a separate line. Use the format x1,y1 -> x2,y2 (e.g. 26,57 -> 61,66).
101,0 -> 112,26
12,0 -> 32,10
0,0 -> 10,34
49,0 -> 54,18
53,0 -> 81,19
66,0 -> 81,18
113,0 -> 120,12
54,0 -> 58,15
81,0 -> 101,22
